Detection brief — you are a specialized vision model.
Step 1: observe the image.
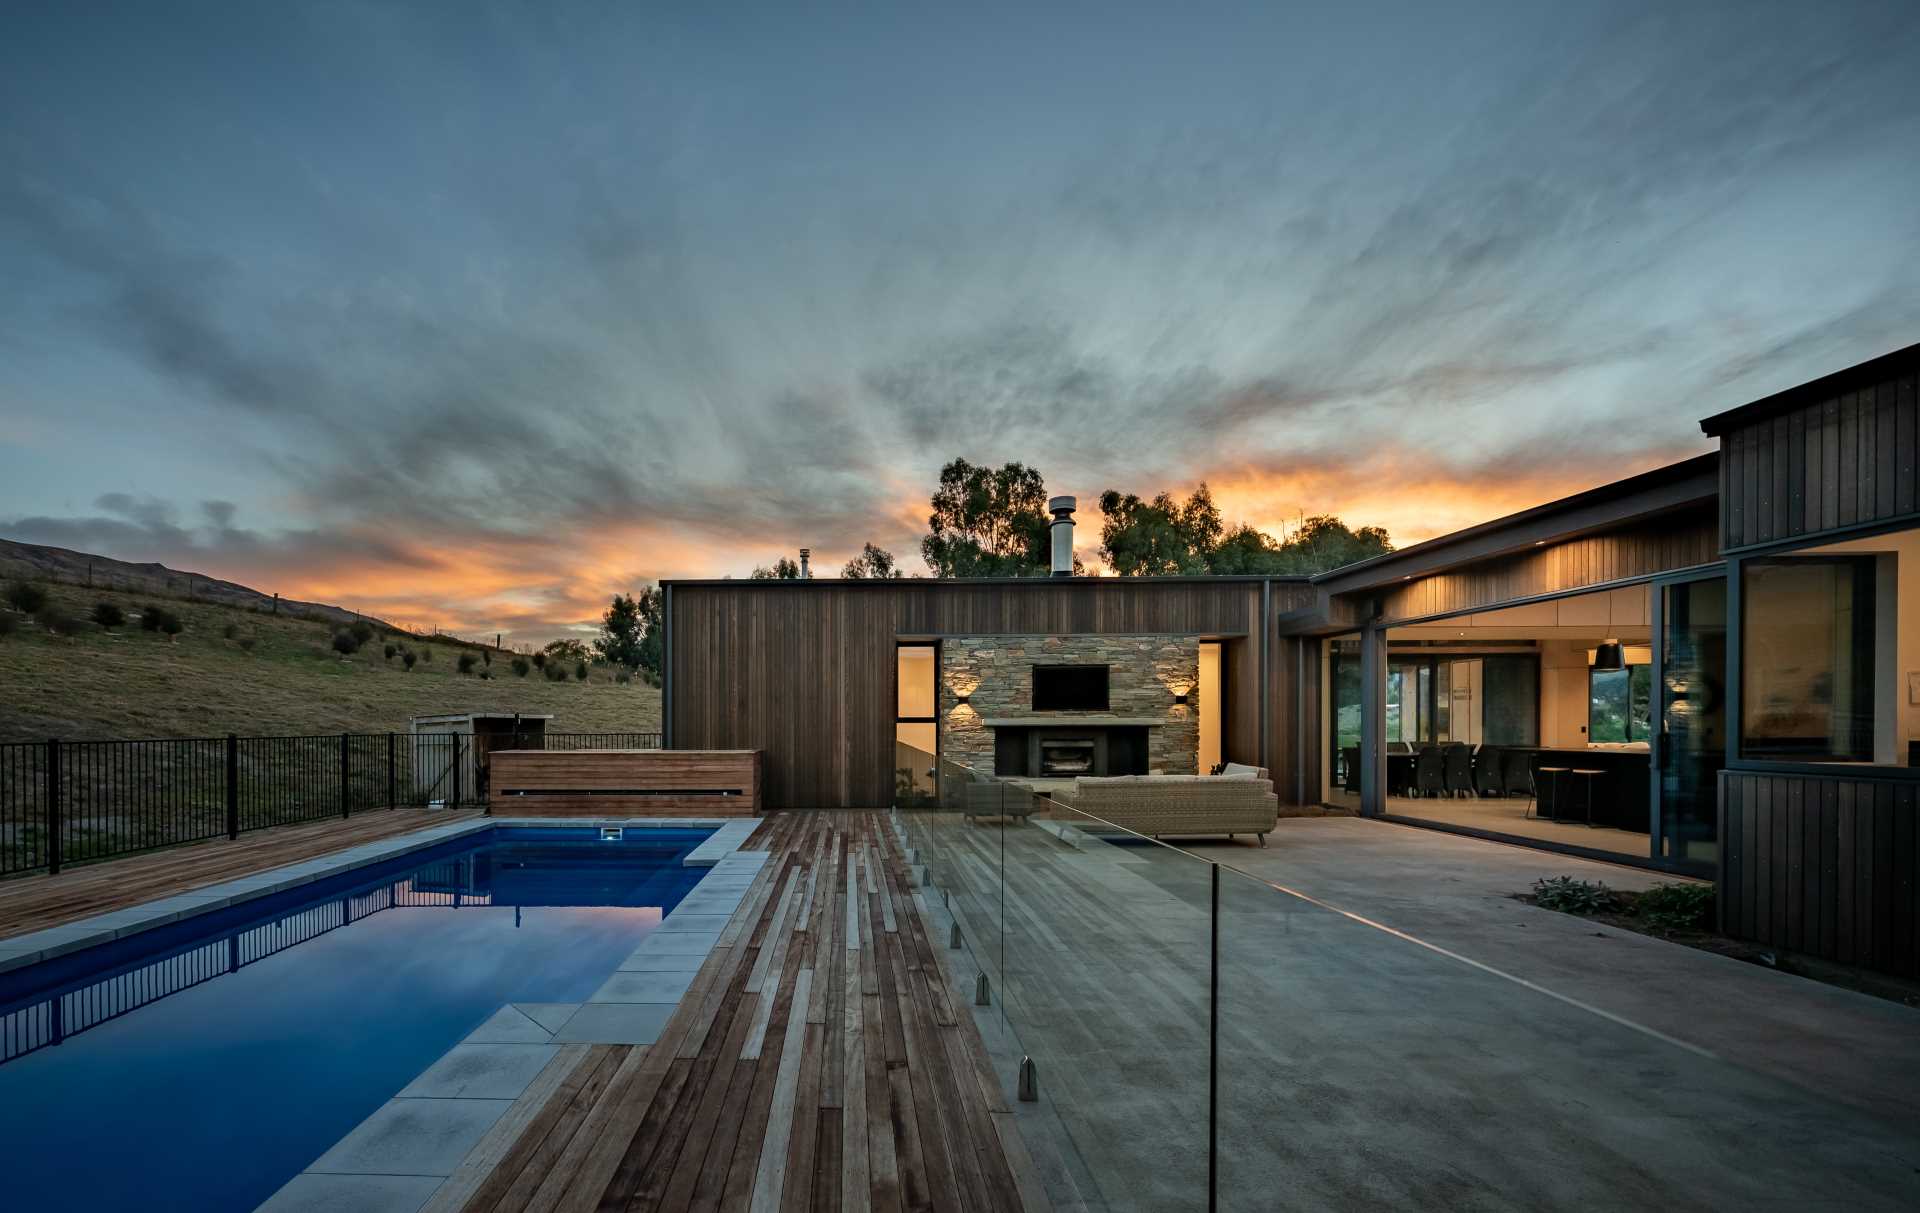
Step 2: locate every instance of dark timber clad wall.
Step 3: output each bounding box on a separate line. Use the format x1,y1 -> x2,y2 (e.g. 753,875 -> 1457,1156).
669,579 -> 1317,809
1720,772 -> 1919,978
1718,363 -> 1919,552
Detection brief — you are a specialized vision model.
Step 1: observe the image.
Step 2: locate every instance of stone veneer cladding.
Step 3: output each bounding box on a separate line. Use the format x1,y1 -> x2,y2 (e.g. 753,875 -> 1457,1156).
939,634 -> 1200,776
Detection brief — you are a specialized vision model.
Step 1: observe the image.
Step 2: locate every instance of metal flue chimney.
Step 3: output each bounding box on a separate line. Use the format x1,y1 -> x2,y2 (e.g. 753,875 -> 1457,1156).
798,548 -> 812,579
1048,497 -> 1075,578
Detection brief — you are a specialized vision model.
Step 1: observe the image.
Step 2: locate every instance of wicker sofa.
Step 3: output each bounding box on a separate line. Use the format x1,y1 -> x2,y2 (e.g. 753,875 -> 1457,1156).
1062,769 -> 1280,845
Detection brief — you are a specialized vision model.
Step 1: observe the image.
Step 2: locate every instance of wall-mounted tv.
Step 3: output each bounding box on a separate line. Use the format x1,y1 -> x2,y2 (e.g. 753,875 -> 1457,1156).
1032,665 -> 1109,711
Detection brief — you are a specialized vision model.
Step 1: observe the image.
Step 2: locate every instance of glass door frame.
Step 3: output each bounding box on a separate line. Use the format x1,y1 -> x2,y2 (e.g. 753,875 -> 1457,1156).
1648,567 -> 1728,876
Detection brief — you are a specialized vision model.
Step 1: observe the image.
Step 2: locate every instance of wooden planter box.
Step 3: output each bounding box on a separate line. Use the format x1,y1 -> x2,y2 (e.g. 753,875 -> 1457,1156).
488,749 -> 761,816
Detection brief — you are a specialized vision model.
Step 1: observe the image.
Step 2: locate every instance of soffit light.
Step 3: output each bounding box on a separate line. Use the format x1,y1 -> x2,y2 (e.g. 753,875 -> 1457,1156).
1591,640 -> 1625,671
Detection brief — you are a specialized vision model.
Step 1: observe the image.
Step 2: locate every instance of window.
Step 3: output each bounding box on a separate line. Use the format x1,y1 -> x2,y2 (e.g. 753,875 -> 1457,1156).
1741,557 -> 1879,762
895,644 -> 938,804
1588,664 -> 1652,743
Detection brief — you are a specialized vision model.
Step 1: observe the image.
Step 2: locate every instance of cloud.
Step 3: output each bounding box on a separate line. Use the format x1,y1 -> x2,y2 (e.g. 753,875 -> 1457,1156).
3,1 -> 1918,641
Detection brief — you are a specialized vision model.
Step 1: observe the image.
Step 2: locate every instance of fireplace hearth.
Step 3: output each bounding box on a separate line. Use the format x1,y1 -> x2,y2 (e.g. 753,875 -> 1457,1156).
1038,738 -> 1097,776
991,724 -> 1149,778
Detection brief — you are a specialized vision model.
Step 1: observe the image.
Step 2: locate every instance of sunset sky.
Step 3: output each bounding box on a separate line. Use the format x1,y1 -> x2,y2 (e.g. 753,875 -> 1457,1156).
4,1 -> 1919,644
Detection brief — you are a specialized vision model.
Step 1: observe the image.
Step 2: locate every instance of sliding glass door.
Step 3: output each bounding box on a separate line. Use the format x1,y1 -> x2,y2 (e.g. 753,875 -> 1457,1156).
1655,576 -> 1726,865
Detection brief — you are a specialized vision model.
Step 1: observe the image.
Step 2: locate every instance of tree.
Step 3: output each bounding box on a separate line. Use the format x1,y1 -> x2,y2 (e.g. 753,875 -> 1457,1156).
595,589 -> 663,679
511,655 -> 531,677
920,458 -> 1058,577
751,557 -> 802,580
841,543 -> 904,579
543,638 -> 590,664
4,581 -> 47,614
1096,484 -> 1226,576
1097,483 -> 1393,576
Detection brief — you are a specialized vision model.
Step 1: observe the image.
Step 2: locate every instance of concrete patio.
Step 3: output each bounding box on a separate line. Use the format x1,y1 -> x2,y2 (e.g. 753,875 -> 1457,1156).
907,811 -> 1920,1212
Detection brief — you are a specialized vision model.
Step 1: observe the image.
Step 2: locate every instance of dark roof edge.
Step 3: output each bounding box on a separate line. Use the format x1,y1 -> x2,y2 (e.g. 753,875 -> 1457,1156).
1309,452 -> 1720,594
1698,341 -> 1920,436
659,573 -> 1315,589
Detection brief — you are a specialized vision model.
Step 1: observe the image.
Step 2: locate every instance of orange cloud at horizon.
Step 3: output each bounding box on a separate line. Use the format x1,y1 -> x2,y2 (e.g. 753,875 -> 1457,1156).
208,444 -> 1706,644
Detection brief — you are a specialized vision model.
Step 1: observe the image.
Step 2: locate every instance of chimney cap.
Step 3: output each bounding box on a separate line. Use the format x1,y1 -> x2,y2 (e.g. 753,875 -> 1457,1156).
1048,495 -> 1076,518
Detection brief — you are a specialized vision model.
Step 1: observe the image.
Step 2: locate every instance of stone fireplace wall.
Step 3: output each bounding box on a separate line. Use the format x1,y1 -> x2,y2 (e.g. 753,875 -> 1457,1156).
939,634 -> 1200,775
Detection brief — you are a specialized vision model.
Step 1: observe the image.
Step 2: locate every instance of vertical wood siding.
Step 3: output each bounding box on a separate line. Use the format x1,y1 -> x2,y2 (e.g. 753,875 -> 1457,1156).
1718,366 -> 1919,551
1362,507 -> 1721,626
1719,771 -> 1919,978
670,580 -> 1316,809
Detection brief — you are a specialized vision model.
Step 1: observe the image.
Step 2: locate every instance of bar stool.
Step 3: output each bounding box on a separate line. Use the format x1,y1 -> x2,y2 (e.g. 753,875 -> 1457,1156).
1569,768 -> 1607,827
1529,765 -> 1569,820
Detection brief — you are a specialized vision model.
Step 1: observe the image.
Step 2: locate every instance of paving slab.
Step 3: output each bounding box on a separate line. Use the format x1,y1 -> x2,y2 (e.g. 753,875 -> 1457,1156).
590,970 -> 697,1004
462,1005 -> 555,1043
551,1000 -> 677,1045
396,1043 -> 558,1099
308,1097 -> 512,1177
513,1002 -> 580,1033
257,1172 -> 444,1213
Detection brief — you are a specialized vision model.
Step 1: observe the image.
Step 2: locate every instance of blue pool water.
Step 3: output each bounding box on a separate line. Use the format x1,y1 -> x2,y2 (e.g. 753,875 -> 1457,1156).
0,826 -> 712,1212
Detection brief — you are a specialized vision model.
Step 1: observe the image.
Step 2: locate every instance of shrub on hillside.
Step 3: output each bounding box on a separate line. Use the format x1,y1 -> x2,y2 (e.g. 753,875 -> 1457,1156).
237,636 -> 257,654
331,629 -> 362,657
531,652 -> 547,670
383,643 -> 399,661
511,656 -> 530,678
222,622 -> 239,639
574,661 -> 589,681
481,648 -> 493,667
92,601 -> 126,629
457,653 -> 478,675
139,605 -> 179,633
349,621 -> 375,645
614,669 -> 631,686
418,646 -> 432,663
402,649 -> 418,671
4,581 -> 48,614
37,605 -> 82,636
0,613 -> 13,639
543,662 -> 568,682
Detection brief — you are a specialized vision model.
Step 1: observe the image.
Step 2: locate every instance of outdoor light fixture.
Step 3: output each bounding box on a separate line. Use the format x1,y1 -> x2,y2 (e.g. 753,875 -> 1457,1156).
1591,640 -> 1625,671
1173,691 -> 1190,705
954,689 -> 971,705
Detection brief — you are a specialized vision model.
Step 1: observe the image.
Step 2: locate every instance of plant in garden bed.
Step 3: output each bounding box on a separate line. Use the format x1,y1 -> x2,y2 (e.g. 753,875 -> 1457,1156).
1530,876 -> 1620,915
1634,882 -> 1715,932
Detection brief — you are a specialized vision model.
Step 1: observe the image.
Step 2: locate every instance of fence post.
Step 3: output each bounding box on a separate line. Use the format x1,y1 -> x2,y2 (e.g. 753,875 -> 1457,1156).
45,738 -> 61,876
226,734 -> 240,839
340,733 -> 351,820
387,733 -> 398,810
452,738 -> 463,810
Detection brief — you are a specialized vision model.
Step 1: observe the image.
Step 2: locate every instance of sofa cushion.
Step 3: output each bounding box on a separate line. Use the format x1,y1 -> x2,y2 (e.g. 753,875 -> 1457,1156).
1217,762 -> 1263,779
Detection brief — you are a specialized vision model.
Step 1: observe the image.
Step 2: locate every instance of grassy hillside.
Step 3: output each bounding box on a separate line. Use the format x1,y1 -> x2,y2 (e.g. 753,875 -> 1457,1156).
0,581 -> 660,742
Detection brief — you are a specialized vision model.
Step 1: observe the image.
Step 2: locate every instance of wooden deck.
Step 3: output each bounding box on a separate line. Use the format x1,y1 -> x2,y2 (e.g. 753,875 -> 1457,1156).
0,808 -> 483,939
426,809 -> 1049,1213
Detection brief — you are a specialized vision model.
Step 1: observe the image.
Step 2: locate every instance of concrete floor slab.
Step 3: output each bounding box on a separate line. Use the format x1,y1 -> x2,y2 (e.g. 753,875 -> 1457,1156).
909,810 -> 1920,1212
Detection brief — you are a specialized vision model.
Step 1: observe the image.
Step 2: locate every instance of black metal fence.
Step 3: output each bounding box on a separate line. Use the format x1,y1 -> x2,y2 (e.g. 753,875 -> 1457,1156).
0,730 -> 661,877
1,850 -> 497,1065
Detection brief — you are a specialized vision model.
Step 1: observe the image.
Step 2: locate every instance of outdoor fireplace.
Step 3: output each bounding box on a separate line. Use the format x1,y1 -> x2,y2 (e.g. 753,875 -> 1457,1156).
1038,737 -> 1097,776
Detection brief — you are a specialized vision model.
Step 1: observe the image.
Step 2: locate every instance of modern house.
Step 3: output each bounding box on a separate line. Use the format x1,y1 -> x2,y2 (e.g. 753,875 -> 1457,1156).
662,342 -> 1919,975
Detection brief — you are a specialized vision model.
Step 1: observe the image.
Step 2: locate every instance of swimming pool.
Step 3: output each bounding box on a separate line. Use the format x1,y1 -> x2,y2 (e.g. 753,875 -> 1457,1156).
0,825 -> 716,1212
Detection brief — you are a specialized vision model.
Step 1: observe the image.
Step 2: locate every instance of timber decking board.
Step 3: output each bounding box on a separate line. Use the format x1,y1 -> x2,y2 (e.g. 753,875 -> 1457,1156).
0,808 -> 483,939
450,810 -> 1047,1213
